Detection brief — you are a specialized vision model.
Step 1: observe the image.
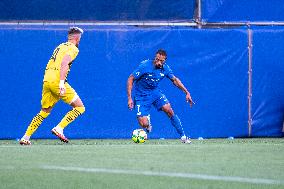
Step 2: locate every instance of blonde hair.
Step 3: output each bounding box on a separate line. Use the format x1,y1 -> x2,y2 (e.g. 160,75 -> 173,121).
68,27 -> 84,35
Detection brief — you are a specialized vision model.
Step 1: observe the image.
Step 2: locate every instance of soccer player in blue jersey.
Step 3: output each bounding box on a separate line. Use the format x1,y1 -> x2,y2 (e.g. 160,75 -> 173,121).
127,49 -> 194,143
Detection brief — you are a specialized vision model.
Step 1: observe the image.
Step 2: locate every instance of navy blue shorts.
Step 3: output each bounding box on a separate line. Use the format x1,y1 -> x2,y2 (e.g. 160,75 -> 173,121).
134,91 -> 169,117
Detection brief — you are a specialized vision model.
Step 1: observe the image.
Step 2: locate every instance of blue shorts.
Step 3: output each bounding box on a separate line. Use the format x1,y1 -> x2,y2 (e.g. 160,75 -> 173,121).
134,91 -> 169,117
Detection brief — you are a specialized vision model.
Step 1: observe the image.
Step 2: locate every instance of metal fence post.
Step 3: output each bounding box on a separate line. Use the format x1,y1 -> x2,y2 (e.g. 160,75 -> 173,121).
247,27 -> 253,137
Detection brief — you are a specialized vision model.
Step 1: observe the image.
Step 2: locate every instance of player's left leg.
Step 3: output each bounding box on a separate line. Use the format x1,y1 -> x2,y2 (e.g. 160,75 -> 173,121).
51,83 -> 85,143
20,108 -> 51,145
20,82 -> 59,145
135,98 -> 152,133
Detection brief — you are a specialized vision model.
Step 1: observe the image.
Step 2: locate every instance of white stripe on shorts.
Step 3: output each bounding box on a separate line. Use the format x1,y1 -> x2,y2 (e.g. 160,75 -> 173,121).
70,94 -> 79,104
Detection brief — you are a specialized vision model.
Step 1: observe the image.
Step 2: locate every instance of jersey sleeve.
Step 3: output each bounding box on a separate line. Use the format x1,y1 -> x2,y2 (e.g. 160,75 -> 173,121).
164,64 -> 175,80
132,61 -> 148,80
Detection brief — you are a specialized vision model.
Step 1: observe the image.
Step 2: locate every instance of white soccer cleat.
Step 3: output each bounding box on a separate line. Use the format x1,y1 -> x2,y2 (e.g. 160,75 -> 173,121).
146,114 -> 152,133
51,127 -> 69,143
181,135 -> 191,144
146,125 -> 152,133
19,138 -> 31,145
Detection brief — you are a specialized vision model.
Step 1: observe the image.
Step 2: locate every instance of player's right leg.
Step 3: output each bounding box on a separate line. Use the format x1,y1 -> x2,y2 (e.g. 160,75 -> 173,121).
51,82 -> 85,143
137,116 -> 152,133
51,97 -> 85,143
135,99 -> 152,133
20,82 -> 58,145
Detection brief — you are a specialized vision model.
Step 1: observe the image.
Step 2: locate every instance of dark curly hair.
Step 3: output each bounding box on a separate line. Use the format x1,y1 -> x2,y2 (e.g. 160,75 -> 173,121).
156,49 -> 167,57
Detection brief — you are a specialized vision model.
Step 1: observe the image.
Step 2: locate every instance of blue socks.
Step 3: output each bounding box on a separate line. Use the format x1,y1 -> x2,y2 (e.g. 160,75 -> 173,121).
170,115 -> 185,137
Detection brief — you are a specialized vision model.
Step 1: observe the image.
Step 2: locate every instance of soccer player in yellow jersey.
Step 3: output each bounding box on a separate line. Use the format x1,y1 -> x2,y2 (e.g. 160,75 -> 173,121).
19,27 -> 85,145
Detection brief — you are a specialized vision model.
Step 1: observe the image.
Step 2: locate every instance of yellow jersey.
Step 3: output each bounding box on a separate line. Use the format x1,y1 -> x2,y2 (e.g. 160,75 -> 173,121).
43,42 -> 79,82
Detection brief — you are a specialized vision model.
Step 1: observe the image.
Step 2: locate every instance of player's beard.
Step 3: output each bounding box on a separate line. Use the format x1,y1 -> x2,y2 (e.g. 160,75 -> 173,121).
155,63 -> 163,69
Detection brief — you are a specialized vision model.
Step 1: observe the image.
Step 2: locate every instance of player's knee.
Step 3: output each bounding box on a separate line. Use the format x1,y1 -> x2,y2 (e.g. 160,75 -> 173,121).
39,109 -> 50,118
142,122 -> 149,128
42,107 -> 53,113
162,104 -> 174,117
167,110 -> 174,117
75,106 -> 85,114
138,117 -> 149,128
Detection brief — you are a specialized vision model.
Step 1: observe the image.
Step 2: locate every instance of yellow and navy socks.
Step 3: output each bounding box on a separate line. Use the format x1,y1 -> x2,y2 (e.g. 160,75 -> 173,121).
24,110 -> 50,138
57,107 -> 85,129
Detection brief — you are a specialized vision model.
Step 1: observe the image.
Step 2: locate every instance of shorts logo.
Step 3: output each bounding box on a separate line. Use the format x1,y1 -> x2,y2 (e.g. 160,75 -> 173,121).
160,73 -> 164,77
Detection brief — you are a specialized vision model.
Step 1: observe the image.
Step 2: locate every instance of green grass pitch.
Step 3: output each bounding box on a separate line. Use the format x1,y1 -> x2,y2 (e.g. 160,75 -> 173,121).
0,138 -> 283,189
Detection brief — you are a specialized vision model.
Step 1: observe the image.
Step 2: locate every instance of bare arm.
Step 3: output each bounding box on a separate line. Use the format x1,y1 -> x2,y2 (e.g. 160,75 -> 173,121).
127,74 -> 135,110
171,76 -> 195,107
60,55 -> 71,80
59,55 -> 71,95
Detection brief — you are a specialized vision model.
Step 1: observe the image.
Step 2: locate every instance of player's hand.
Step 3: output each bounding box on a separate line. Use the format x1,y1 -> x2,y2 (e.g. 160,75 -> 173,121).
186,92 -> 195,108
128,98 -> 134,110
59,80 -> 66,96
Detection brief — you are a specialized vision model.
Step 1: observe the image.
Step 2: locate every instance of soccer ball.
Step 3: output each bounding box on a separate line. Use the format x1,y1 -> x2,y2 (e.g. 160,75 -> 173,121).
132,129 -> 147,143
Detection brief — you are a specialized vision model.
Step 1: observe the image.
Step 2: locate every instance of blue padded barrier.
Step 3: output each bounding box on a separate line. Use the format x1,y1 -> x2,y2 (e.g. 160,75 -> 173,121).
202,0 -> 284,22
0,26 -> 252,139
0,0 -> 194,21
251,27 -> 284,137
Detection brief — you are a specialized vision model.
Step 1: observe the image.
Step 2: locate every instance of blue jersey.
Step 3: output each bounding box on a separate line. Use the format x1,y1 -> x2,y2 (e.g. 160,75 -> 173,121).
132,59 -> 175,97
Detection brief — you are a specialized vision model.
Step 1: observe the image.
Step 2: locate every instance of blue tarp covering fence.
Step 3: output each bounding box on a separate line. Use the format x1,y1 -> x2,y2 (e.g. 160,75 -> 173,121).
202,0 -> 284,22
251,27 -> 284,136
0,0 -> 283,139
2,0 -> 284,22
0,0 -> 194,21
0,25 -> 283,139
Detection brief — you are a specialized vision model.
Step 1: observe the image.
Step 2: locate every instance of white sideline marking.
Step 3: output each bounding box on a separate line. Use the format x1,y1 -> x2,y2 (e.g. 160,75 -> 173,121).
41,165 -> 284,185
0,146 -> 21,148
